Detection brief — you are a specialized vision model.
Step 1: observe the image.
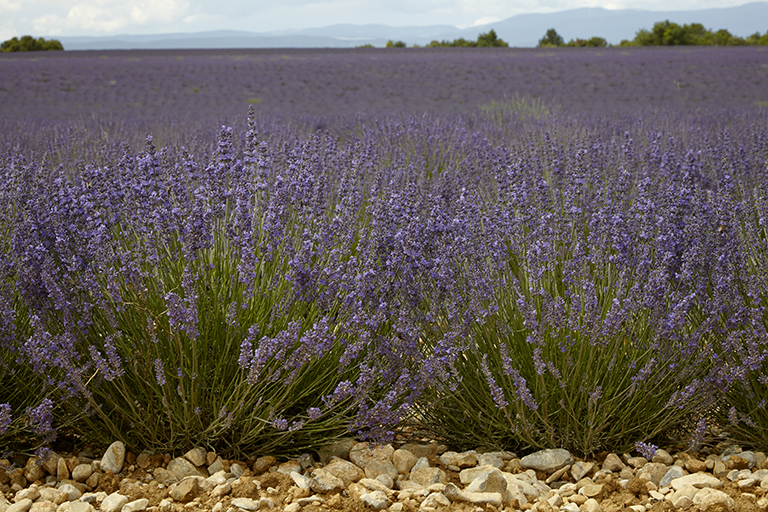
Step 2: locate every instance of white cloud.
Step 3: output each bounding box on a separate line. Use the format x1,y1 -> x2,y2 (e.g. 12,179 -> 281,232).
471,16 -> 501,26
31,0 -> 190,35
131,0 -> 190,24
0,0 -> 21,13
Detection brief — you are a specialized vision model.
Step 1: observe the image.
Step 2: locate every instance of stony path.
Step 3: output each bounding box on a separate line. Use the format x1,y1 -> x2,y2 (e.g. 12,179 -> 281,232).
2,440 -> 766,512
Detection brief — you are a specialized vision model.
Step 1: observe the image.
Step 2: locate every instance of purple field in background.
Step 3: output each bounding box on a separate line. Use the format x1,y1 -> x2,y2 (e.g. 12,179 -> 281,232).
1,46 -> 767,123
2,42 -> 768,459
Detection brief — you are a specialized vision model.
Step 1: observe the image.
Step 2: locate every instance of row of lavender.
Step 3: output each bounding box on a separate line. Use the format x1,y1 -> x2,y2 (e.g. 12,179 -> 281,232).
1,107 -> 768,462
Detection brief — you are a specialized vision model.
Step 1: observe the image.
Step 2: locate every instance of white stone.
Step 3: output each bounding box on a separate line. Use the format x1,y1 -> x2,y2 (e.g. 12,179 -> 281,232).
57,484 -> 81,502
459,465 -> 498,485
359,478 -> 393,495
465,469 -> 507,494
100,442 -> 126,474
444,483 -> 502,507
99,493 -> 128,512
183,448 -> 207,467
392,449 -> 418,475
14,487 -> 40,503
669,473 -> 722,490
121,499 -> 148,512
520,449 -> 573,473
659,466 -> 686,487
67,502 -> 94,512
230,498 -> 260,511
412,457 -> 430,471
168,458 -> 206,481
439,451 -> 477,468
478,453 -> 505,469
692,488 -> 733,509
6,500 -> 33,512
258,498 -> 274,509
283,504 -> 299,512
210,483 -> 231,499
349,443 -> 394,469
420,492 -> 451,510
71,465 -> 92,484
504,474 -> 541,500
409,467 -> 445,486
583,498 -> 602,512
290,472 -> 312,489
230,464 -> 245,479
310,468 -> 344,493
361,491 -> 389,510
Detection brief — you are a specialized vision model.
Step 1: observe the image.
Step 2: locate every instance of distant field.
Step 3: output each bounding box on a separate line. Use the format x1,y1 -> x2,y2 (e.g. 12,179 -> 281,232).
1,46 -> 767,123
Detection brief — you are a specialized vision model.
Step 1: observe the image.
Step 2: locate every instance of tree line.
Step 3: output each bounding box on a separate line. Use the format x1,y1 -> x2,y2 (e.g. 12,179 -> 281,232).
538,21 -> 768,48
1,35 -> 64,52
384,29 -> 508,48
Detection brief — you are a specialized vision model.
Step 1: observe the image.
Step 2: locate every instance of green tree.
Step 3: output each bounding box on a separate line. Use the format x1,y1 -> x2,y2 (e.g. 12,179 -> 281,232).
476,29 -> 509,47
0,35 -> 63,52
538,29 -> 564,47
385,40 -> 406,48
566,36 -> 608,47
425,30 -> 508,48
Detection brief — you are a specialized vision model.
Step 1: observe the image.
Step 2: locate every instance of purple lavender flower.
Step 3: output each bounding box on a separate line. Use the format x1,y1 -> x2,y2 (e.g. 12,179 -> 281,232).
635,441 -> 658,460
0,404 -> 11,435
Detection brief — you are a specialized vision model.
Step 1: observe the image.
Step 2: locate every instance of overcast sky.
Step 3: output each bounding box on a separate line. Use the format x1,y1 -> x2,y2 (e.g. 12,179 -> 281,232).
0,0 -> 755,40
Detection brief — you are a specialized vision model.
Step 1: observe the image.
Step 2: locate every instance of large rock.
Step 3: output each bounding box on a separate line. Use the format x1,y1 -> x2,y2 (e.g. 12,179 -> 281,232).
57,458 -> 70,482
14,487 -> 40,503
465,469 -> 507,494
121,499 -> 149,512
6,500 -> 33,512
637,463 -> 668,486
478,453 -> 505,469
571,462 -> 594,481
659,466 -> 686,487
459,465 -> 499,485
57,484 -> 81,502
68,503 -> 94,512
167,458 -> 205,480
170,478 -> 198,502
310,468 -> 344,493
349,443 -> 394,469
360,491 -> 389,510
183,448 -> 207,467
444,483 -> 502,507
100,442 -> 126,474
670,473 -> 723,490
520,449 -> 573,473
420,492 -> 451,509
71,464 -> 93,483
439,451 -> 477,468
324,459 -> 364,486
317,438 -> 358,464
602,454 -> 625,472
504,474 -> 542,500
693,488 -> 734,510
100,493 -> 128,512
231,498 -> 260,511
364,460 -> 398,481
392,449 -> 418,475
409,467 -> 446,486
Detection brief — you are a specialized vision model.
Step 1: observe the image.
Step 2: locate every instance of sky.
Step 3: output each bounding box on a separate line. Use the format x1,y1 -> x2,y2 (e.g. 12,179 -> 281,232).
0,0 -> 756,41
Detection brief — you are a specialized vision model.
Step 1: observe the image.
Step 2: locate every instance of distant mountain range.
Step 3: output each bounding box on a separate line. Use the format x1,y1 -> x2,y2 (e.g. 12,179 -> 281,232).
58,2 -> 768,50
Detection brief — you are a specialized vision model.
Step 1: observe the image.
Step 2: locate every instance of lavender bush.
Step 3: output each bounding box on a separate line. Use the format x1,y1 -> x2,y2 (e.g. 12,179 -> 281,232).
2,46 -> 768,459
415,114 -> 768,455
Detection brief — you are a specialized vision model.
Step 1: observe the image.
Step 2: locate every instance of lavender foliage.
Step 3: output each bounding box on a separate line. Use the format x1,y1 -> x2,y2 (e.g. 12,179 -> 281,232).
1,46 -> 768,457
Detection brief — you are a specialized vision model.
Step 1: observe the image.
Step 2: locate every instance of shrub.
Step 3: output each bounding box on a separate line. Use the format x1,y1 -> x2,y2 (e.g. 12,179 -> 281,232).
1,36 -> 63,52
416,129 -> 729,456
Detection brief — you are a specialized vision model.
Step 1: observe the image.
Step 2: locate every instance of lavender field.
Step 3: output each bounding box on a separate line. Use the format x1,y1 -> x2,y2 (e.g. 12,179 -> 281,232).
1,46 -> 768,461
